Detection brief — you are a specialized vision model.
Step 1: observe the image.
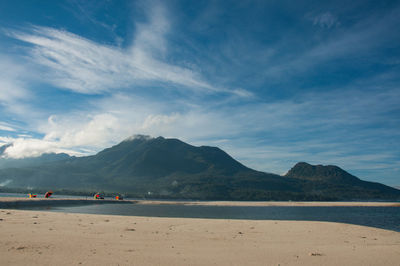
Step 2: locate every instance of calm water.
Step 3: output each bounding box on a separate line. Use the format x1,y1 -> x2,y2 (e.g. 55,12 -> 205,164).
2,193 -> 399,232
35,203 -> 400,232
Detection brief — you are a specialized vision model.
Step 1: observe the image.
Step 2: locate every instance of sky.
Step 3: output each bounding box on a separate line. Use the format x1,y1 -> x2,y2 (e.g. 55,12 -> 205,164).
0,0 -> 399,186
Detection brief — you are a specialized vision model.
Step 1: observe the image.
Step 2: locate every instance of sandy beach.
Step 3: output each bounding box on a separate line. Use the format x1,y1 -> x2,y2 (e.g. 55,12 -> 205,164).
0,199 -> 399,265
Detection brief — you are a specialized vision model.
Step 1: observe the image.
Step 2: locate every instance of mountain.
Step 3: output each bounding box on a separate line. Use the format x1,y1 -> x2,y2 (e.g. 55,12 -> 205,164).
0,146 -> 71,169
285,162 -> 400,199
0,136 -> 399,200
0,136 -> 303,199
285,162 -> 360,183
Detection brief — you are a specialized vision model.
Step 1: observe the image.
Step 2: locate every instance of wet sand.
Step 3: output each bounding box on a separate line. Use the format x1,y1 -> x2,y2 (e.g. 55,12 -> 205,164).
1,198 -> 399,265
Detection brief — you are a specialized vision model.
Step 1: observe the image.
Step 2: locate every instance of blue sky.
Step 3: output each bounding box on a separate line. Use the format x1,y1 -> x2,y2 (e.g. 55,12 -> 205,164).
0,0 -> 399,186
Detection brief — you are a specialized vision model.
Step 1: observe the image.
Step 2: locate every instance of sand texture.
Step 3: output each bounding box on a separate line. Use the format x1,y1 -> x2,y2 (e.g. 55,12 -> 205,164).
1,208 -> 399,266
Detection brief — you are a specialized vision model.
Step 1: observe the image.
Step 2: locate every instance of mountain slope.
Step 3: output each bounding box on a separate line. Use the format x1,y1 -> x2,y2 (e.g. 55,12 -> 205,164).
93,135 -> 251,178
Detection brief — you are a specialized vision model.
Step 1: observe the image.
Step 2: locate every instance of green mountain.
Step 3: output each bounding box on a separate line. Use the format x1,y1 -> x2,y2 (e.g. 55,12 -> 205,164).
285,162 -> 400,199
0,136 -> 399,200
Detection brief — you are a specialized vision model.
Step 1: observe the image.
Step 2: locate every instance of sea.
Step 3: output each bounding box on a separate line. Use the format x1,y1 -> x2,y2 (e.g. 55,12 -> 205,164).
1,193 -> 399,232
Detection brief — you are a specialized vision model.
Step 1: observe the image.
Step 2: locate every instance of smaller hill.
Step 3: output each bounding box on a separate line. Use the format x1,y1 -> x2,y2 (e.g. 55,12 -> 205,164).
0,149 -> 71,169
285,162 -> 400,199
285,162 -> 359,184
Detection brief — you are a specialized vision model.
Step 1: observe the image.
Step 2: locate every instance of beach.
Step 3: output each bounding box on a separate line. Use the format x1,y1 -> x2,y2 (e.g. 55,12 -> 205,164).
1,199 -> 400,265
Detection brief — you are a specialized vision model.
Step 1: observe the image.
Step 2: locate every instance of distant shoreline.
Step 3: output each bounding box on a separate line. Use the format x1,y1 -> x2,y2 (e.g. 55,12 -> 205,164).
0,197 -> 133,209
0,197 -> 399,209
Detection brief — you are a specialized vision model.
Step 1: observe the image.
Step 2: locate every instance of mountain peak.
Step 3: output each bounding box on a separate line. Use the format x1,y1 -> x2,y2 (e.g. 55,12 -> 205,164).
285,162 -> 359,183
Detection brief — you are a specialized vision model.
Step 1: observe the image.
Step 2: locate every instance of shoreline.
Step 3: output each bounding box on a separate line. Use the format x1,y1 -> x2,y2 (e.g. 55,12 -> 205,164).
1,208 -> 399,265
0,197 -> 133,209
1,197 -> 399,208
135,200 -> 400,207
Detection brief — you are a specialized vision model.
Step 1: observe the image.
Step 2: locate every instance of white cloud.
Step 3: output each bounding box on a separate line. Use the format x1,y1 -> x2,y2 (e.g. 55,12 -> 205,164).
43,113 -> 121,148
312,12 -> 339,28
141,113 -> 180,130
132,3 -> 170,57
2,137 -> 79,159
0,56 -> 32,116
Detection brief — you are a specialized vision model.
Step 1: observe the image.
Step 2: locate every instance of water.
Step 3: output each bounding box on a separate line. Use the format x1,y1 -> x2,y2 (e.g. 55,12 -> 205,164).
40,203 -> 400,232
0,192 -> 32,198
2,193 -> 399,232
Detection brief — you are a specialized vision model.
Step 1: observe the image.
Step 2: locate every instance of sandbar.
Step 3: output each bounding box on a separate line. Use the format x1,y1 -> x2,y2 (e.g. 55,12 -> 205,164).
1,207 -> 399,265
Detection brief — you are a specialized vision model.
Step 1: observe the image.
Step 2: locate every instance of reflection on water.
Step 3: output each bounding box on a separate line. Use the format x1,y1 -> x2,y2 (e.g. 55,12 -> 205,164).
46,204 -> 400,232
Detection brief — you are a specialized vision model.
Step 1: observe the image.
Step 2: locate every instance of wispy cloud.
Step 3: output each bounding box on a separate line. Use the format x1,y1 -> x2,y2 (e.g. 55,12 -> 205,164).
0,56 -> 31,112
0,122 -> 16,132
312,12 -> 339,28
7,3 -> 248,97
264,6 -> 400,79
